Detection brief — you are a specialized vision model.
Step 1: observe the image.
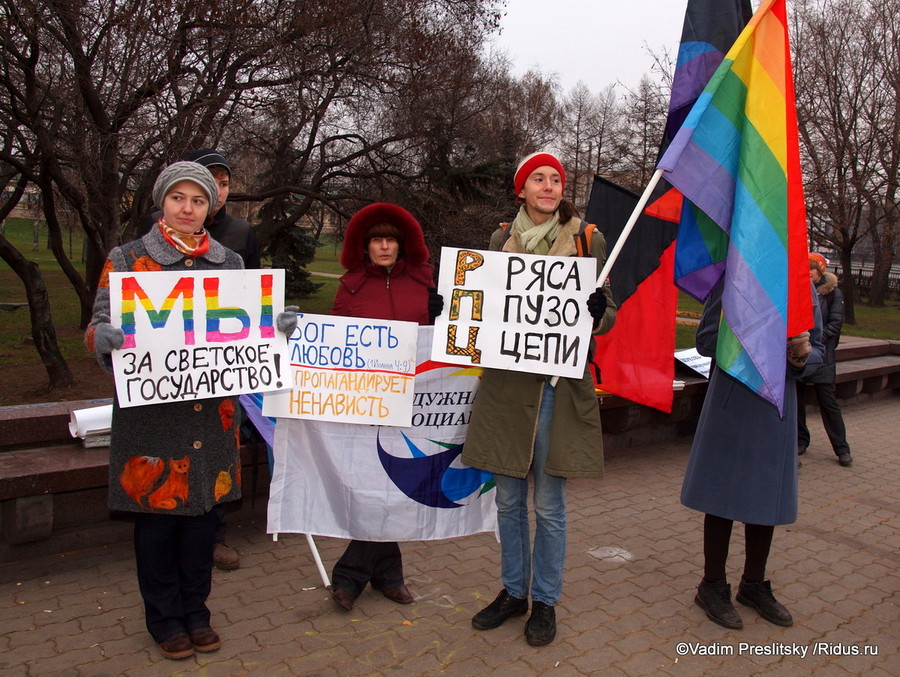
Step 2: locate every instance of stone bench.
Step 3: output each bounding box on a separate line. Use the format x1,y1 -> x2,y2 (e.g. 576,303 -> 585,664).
0,399 -> 268,561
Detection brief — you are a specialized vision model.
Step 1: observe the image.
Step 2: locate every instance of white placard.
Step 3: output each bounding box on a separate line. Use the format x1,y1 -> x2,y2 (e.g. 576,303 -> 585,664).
675,348 -> 712,379
262,313 -> 418,426
108,269 -> 289,407
431,247 -> 596,378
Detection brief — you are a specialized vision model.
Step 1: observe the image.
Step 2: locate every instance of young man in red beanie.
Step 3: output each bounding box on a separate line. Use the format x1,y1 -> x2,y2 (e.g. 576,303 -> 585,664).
462,152 -> 617,646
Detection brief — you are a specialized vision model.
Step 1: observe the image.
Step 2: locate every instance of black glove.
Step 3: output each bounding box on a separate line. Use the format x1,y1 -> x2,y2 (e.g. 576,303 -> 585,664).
586,288 -> 608,322
428,287 -> 444,321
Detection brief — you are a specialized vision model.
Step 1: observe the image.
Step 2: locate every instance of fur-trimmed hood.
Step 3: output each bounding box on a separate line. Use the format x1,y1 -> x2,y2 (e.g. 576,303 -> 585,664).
816,271 -> 838,296
340,203 -> 431,271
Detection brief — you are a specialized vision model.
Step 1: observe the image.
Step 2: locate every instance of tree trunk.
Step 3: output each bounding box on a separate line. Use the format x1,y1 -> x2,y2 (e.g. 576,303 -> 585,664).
868,219 -> 896,306
0,236 -> 76,389
839,251 -> 856,325
40,183 -> 94,327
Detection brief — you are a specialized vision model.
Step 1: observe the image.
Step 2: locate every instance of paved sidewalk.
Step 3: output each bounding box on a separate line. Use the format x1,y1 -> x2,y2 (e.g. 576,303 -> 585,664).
1,396 -> 897,676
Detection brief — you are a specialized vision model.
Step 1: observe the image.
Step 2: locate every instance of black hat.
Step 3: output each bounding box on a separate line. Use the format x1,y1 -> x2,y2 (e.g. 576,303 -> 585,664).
186,148 -> 230,176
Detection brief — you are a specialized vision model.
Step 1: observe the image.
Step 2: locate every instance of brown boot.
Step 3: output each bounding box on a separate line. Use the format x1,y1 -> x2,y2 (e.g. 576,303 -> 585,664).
213,542 -> 240,571
159,633 -> 194,660
188,627 -> 221,653
382,584 -> 414,604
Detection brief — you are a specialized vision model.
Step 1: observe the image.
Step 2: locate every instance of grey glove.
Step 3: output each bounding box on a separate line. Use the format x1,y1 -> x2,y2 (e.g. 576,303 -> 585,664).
787,331 -> 812,368
92,319 -> 125,354
277,305 -> 299,336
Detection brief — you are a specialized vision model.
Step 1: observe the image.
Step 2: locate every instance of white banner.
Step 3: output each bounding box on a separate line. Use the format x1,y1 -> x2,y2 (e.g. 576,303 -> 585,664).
267,326 -> 497,541
109,269 -> 289,407
262,314 -> 418,426
431,247 -> 595,378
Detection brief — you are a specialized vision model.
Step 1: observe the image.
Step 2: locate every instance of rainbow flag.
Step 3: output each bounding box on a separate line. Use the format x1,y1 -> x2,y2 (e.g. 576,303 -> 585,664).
657,0 -> 813,414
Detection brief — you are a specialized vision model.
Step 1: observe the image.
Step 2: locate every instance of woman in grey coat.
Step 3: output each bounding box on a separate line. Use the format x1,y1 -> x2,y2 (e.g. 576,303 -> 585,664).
681,280 -> 824,630
86,162 -> 296,659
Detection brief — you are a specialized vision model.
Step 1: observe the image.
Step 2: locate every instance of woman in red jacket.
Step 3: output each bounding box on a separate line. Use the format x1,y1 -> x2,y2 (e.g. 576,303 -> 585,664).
329,202 -> 442,610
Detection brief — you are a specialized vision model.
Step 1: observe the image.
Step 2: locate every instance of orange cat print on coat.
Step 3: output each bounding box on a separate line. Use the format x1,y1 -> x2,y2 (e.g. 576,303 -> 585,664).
119,455 -> 191,510
120,456 -> 165,506
148,456 -> 191,510
98,260 -> 114,289
129,251 -> 162,272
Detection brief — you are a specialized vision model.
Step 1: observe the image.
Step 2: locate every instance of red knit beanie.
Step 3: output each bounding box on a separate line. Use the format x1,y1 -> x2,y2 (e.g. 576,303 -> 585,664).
514,152 -> 566,194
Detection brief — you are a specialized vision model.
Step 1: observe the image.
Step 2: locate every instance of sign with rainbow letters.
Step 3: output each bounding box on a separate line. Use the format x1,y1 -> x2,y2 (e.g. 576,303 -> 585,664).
108,270 -> 290,407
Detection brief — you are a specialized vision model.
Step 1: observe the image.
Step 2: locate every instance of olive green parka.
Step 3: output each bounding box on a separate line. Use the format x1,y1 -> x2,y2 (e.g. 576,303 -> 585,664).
461,216 -> 616,479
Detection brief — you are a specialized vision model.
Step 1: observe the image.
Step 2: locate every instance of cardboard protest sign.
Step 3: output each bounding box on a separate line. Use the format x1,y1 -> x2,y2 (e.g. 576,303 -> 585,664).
431,247 -> 596,378
108,269 -> 289,407
262,313 -> 418,426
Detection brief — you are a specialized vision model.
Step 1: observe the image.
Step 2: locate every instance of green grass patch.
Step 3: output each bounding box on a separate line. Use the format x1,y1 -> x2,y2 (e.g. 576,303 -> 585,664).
677,291 -> 704,316
845,301 -> 900,340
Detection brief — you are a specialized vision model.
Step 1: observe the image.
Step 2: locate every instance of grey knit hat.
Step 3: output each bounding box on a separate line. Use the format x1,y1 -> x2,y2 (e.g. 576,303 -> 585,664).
152,161 -> 219,210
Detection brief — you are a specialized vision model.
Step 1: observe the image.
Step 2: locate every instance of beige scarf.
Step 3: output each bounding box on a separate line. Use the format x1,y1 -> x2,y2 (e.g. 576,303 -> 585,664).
512,206 -> 560,255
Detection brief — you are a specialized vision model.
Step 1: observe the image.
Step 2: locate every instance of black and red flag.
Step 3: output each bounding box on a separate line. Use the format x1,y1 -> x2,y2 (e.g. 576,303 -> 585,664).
586,0 -> 752,413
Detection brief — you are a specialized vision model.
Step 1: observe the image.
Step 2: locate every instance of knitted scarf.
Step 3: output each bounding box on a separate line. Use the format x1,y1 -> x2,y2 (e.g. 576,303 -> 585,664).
512,206 -> 560,255
159,220 -> 210,257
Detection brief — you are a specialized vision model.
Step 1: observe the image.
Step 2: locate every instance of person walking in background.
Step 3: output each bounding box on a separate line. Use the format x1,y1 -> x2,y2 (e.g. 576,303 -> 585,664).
328,202 -> 443,612
682,280 -> 824,631
463,152 -> 616,647
797,252 -> 852,467
140,148 -> 260,571
86,161 -> 297,659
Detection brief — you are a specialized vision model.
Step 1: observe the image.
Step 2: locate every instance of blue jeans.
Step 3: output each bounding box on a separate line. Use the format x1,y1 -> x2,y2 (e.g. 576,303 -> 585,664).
493,381 -> 567,606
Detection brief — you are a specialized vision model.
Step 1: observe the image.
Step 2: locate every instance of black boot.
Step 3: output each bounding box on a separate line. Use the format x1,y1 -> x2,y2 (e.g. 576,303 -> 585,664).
694,579 -> 742,629
471,589 -> 528,630
736,578 -> 793,626
524,601 -> 556,646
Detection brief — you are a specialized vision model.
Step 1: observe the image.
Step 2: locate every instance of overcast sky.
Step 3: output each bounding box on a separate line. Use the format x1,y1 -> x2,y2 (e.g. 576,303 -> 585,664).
484,0 -> 760,95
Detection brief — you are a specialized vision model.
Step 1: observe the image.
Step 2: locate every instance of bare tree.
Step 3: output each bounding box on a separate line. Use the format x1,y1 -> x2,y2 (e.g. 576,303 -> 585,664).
793,0 -> 900,317
559,82 -> 599,210
613,74 -> 668,192
0,0 -> 504,387
591,84 -> 623,176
